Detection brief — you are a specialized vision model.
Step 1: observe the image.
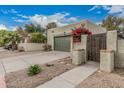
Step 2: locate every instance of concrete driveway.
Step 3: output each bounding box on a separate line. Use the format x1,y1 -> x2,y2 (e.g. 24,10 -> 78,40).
0,47 -> 6,52
0,51 -> 70,75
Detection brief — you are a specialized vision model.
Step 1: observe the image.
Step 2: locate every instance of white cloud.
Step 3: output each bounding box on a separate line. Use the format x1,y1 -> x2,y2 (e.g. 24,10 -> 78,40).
88,5 -> 99,12
28,12 -> 78,28
102,6 -> 111,11
88,5 -> 111,12
88,5 -> 124,17
10,9 -> 18,13
12,16 -> 26,23
118,12 -> 124,18
1,9 -> 18,14
0,25 -> 18,31
88,5 -> 124,18
108,6 -> 124,14
95,22 -> 102,25
0,24 -> 7,30
8,26 -> 17,31
0,12 -> 78,31
14,19 -> 25,23
17,14 -> 30,19
61,17 -> 78,23
107,5 -> 124,18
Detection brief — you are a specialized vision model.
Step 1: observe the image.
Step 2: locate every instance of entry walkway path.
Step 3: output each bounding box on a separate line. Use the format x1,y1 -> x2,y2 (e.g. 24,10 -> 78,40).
37,62 -> 99,88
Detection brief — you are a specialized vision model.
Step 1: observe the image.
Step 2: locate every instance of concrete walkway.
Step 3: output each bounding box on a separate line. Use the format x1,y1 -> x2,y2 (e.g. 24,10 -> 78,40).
37,62 -> 99,88
0,51 -> 70,75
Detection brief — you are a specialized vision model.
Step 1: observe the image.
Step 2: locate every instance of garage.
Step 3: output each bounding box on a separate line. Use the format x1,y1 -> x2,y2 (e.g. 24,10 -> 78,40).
54,36 -> 71,52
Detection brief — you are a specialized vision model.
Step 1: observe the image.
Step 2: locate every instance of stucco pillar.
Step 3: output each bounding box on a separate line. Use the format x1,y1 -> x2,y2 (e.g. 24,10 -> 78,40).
107,30 -> 118,67
72,49 -> 85,65
70,36 -> 73,52
100,50 -> 114,72
107,30 -> 117,52
51,35 -> 54,51
81,35 -> 88,63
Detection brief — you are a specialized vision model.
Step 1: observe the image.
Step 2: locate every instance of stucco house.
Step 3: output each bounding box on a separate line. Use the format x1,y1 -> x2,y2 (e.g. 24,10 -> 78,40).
47,20 -> 107,52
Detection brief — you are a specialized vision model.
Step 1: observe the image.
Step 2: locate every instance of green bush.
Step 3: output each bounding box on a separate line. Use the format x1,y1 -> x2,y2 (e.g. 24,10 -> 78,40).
0,30 -> 20,46
31,32 -> 47,43
27,64 -> 42,76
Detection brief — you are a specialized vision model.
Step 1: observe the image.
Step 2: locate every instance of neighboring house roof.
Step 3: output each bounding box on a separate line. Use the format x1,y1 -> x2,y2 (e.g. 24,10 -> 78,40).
47,20 -> 107,35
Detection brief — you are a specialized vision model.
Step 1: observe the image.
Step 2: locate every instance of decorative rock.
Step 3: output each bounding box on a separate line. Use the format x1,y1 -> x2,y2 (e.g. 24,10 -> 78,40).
60,62 -> 65,64
46,63 -> 54,67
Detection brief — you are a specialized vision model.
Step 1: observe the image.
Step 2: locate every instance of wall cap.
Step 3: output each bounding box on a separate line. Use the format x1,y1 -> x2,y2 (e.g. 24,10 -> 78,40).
100,49 -> 114,53
73,49 -> 85,51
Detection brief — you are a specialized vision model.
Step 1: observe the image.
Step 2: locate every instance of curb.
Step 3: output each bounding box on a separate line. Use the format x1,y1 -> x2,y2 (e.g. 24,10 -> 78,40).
0,75 -> 6,88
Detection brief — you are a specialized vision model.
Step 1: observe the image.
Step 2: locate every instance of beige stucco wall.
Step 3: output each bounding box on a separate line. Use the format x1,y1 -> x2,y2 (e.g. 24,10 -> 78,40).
47,20 -> 107,52
106,30 -> 124,68
47,26 -> 74,51
18,43 -> 44,52
116,39 -> 124,67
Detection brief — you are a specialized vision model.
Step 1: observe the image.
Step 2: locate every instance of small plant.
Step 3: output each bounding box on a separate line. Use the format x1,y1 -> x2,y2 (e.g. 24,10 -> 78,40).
27,64 -> 42,76
43,44 -> 52,51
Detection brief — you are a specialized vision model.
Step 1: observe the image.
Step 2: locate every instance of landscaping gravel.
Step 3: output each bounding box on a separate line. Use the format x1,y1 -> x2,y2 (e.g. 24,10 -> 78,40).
5,57 -> 76,88
77,69 -> 124,88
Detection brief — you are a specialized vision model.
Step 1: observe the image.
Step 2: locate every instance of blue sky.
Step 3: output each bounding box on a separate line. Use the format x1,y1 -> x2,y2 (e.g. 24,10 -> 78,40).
0,5 -> 124,31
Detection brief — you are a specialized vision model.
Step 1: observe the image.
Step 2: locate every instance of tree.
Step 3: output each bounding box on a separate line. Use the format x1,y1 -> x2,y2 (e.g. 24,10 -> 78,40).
15,26 -> 23,32
15,26 -> 28,42
31,32 -> 47,43
36,24 -> 45,33
24,24 -> 36,33
24,24 -> 45,33
46,22 -> 57,30
119,18 -> 124,31
101,15 -> 122,31
0,30 -> 20,46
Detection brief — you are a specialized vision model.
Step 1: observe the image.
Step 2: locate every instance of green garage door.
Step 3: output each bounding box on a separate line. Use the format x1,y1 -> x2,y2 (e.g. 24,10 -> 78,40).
54,36 -> 71,52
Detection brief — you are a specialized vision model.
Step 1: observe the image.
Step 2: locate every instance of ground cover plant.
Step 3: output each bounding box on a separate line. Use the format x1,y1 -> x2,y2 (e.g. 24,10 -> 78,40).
27,64 -> 42,76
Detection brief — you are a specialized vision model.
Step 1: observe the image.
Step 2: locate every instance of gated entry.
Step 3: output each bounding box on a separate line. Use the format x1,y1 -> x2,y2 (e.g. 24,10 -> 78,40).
87,34 -> 106,62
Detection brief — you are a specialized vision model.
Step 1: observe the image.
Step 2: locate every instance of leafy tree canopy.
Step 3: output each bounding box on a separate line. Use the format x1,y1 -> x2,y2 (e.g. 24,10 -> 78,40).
0,30 -> 20,46
24,24 -> 45,33
46,22 -> 57,30
101,15 -> 123,31
30,32 -> 47,43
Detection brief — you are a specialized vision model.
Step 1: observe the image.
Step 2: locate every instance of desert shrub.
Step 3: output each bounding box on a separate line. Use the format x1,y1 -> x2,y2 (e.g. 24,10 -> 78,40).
27,64 -> 42,76
43,44 -> 52,51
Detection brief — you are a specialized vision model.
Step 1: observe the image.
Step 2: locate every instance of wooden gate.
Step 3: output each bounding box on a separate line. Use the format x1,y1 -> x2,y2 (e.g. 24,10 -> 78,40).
87,34 -> 106,62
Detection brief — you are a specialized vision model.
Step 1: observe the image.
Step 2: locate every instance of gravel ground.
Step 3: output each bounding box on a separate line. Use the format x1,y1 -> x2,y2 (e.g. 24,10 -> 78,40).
5,57 -> 76,88
0,49 -> 43,59
77,69 -> 124,88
